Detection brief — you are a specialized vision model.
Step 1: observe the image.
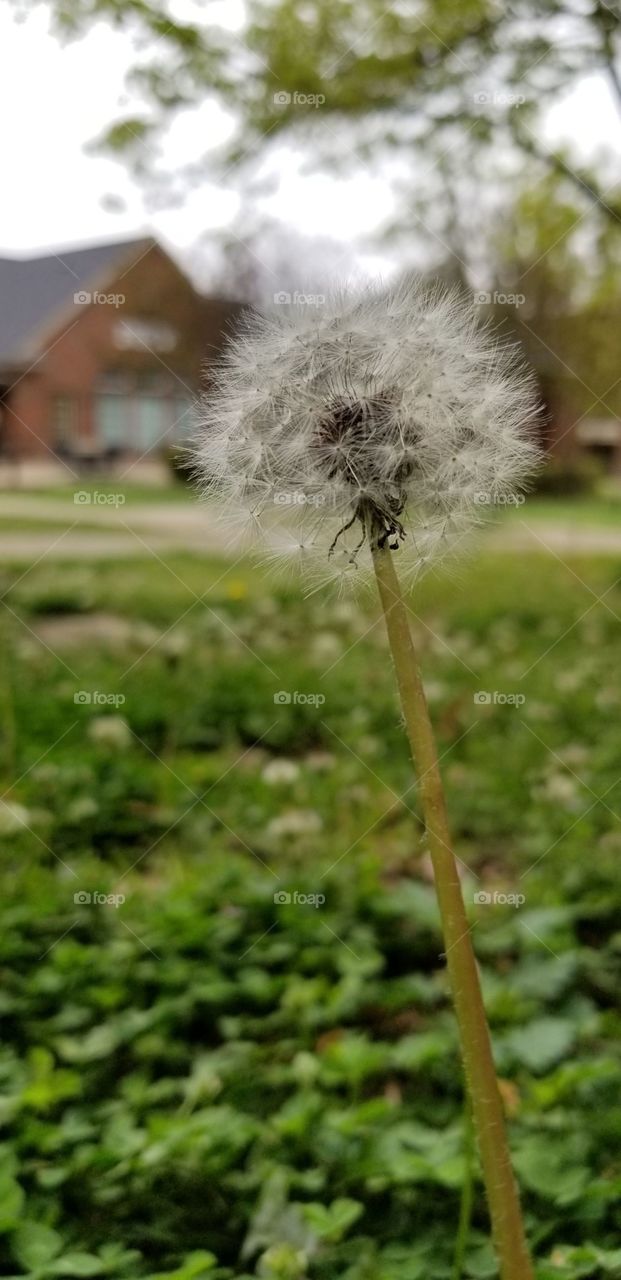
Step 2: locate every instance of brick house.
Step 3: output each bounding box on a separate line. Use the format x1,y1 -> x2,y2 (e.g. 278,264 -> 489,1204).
0,236 -> 241,478
497,300 -> 621,476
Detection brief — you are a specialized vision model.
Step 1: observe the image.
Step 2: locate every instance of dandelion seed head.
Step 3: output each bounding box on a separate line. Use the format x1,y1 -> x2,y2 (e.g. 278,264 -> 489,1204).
194,278 -> 541,585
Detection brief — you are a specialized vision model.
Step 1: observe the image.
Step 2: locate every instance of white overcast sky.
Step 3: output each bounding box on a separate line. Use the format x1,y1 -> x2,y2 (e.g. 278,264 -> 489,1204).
0,4 -> 619,280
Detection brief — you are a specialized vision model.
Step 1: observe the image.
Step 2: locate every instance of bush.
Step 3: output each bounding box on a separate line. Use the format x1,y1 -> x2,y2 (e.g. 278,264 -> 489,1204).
532,454 -> 603,497
164,444 -> 195,486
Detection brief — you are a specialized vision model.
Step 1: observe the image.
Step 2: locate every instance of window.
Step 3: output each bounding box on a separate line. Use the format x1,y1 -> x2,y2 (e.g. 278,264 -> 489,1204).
52,396 -> 78,449
135,396 -> 168,450
93,376 -> 194,453
113,319 -> 178,353
171,396 -> 194,440
95,393 -> 128,448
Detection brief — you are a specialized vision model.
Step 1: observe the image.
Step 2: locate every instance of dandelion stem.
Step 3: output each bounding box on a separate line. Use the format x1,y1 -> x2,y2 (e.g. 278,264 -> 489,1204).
371,542 -> 533,1280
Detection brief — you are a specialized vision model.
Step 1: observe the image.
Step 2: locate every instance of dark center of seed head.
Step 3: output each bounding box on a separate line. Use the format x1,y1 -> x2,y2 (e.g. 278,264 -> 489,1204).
315,396 -> 409,556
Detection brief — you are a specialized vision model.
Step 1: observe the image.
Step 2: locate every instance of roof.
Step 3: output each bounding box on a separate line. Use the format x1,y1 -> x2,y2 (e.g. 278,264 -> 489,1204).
0,236 -> 155,370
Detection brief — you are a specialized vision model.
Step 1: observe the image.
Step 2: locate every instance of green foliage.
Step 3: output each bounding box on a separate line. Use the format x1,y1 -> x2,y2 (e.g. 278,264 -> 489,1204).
14,0 -> 621,243
163,446 -> 195,487
1,543 -> 621,1278
532,458 -> 603,499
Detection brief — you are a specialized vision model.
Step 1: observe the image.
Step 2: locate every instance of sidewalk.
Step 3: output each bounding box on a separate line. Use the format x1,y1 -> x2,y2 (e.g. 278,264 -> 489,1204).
1,494 -> 621,561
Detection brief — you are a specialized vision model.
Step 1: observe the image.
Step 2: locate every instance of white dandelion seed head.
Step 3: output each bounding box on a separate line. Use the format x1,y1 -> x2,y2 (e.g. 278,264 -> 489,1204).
194,278 -> 541,588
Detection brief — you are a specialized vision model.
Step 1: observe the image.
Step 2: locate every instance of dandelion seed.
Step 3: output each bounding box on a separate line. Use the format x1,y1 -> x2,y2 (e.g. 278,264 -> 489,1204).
194,279 -> 540,586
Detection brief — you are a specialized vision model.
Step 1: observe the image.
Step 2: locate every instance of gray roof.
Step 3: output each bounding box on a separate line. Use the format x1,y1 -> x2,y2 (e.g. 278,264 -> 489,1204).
0,236 -> 154,370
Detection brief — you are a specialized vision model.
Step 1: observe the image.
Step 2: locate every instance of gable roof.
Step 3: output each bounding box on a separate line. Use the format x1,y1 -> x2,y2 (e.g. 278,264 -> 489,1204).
0,236 -> 156,370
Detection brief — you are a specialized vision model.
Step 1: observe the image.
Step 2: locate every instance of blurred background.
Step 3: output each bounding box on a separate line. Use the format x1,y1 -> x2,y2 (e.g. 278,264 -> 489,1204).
1,4 -> 621,1280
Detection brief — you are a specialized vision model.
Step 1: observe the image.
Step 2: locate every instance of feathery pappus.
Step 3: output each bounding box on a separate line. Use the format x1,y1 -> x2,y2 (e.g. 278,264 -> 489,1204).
194,279 -> 541,588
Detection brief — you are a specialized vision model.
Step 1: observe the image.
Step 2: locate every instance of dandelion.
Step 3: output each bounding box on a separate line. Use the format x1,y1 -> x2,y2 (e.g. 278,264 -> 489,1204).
87,715 -> 132,750
195,278 -> 539,588
261,758 -> 301,785
196,278 -> 540,1280
265,808 -> 323,840
0,799 -> 32,836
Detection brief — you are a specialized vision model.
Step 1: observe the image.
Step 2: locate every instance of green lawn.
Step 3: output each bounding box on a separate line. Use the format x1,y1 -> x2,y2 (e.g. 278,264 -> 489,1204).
1,547 -> 620,1280
513,496 -> 621,526
2,486 -> 621,530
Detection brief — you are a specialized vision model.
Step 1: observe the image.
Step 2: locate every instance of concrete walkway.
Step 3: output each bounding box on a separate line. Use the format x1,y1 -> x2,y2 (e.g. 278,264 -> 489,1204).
0,495 -> 234,559
1,494 -> 621,561
492,522 -> 621,557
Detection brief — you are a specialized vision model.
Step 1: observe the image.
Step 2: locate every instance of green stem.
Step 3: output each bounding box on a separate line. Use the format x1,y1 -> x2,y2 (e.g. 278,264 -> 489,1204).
371,542 -> 533,1280
452,1100 -> 475,1280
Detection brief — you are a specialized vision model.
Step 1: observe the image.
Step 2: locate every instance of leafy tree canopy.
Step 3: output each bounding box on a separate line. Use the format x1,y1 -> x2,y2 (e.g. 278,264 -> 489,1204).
13,0 -> 621,249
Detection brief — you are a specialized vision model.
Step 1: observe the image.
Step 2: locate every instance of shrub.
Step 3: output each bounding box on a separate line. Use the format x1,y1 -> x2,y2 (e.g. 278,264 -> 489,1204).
532,454 -> 603,497
164,444 -> 195,486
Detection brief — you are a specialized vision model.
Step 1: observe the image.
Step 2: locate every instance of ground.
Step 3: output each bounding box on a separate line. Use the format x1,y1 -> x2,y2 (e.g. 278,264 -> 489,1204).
3,488 -> 621,561
1,487 -> 621,1280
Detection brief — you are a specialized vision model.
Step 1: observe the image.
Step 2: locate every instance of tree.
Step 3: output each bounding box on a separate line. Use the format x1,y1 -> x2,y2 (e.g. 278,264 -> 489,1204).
14,0 -> 621,265
487,170 -> 621,431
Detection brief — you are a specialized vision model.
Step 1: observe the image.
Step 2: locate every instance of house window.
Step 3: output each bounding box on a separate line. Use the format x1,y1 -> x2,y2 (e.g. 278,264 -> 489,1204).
95,393 -> 127,448
93,377 -> 194,453
171,396 -> 194,440
135,395 -> 169,450
52,396 -> 79,450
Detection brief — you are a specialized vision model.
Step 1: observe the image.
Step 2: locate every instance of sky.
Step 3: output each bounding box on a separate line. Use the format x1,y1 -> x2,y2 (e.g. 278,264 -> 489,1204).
0,3 -> 619,282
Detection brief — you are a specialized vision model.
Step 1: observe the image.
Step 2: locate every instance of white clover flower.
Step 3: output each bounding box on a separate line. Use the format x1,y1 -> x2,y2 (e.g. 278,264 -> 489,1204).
195,278 -> 540,587
261,758 -> 301,785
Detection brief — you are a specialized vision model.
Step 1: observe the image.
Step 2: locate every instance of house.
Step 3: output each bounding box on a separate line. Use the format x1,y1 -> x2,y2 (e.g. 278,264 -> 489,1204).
489,295 -> 621,478
0,236 -> 241,480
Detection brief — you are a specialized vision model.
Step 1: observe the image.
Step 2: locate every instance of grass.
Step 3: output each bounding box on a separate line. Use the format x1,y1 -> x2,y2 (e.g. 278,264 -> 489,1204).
1,488 -> 620,538
1,545 -> 621,1279
512,496 -> 621,526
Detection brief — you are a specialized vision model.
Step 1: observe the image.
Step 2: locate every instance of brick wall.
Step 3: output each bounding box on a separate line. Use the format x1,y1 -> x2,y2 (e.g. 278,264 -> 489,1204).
2,243 -> 241,460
